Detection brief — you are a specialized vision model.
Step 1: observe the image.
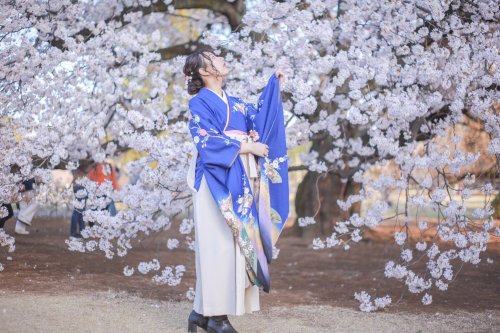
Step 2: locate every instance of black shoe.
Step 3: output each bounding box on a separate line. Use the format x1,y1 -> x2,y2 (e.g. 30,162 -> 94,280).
207,315 -> 238,333
188,310 -> 208,332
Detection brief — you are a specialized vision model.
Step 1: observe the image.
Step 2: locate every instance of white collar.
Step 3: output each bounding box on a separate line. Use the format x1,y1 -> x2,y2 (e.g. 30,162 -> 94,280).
203,87 -> 228,105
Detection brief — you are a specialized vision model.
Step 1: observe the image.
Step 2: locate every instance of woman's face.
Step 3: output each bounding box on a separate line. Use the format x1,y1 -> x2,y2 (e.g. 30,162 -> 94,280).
202,51 -> 229,78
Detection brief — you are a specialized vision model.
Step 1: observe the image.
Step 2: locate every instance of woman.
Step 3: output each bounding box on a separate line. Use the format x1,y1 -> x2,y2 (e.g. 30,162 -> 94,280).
184,46 -> 289,333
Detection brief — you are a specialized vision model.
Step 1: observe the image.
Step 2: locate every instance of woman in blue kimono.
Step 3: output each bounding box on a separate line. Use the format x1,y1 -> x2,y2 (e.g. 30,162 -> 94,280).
183,47 -> 288,333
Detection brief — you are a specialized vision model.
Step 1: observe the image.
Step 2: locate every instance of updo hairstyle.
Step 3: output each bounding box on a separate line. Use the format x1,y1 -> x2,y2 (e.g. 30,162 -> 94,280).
183,46 -> 222,95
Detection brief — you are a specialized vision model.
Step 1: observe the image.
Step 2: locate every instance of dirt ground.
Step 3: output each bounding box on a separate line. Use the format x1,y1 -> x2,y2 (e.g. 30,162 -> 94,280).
0,217 -> 499,332
1,291 -> 498,333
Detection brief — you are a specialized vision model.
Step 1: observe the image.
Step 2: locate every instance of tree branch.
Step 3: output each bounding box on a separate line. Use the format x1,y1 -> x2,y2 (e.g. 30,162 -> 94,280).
173,0 -> 245,30
155,35 -> 204,60
49,0 -> 245,50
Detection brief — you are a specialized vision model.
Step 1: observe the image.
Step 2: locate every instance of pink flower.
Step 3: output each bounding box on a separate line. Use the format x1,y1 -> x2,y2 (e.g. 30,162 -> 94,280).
199,129 -> 207,136
249,130 -> 260,142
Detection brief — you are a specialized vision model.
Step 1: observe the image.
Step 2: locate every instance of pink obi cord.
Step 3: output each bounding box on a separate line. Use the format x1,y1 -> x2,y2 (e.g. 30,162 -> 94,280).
224,129 -> 248,136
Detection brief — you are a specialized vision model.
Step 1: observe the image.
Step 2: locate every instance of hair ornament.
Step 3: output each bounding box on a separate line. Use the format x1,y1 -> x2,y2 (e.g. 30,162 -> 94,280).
185,70 -> 195,82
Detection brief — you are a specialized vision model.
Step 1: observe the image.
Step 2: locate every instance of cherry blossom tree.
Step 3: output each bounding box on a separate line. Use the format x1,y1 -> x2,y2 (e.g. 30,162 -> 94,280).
1,0 -> 499,311
226,0 -> 499,310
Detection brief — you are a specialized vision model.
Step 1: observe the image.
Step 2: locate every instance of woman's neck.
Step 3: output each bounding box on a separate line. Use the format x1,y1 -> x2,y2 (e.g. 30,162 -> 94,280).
204,80 -> 224,97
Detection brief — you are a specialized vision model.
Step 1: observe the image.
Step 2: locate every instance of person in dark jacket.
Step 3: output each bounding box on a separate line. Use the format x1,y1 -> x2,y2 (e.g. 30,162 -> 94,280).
0,203 -> 14,230
70,169 -> 88,239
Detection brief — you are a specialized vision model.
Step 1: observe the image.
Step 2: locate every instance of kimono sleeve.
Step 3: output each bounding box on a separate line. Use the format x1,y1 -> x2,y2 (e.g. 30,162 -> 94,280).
188,98 -> 241,169
244,100 -> 261,133
244,73 -> 277,133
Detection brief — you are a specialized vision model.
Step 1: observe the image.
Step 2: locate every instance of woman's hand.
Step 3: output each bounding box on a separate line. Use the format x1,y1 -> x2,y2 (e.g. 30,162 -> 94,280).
240,142 -> 269,157
252,142 -> 269,157
275,68 -> 285,88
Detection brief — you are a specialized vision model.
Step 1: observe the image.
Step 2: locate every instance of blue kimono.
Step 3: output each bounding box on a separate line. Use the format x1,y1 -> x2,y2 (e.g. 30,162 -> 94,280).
187,73 -> 289,293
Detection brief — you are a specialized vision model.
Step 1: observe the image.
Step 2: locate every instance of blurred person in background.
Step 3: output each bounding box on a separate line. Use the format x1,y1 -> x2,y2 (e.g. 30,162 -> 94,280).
0,203 -> 14,230
70,168 -> 89,239
14,178 -> 38,235
88,161 -> 118,220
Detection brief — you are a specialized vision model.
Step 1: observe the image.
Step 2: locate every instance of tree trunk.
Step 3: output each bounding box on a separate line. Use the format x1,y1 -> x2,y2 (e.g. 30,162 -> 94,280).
493,191 -> 500,219
290,139 -> 362,238
291,171 -> 361,238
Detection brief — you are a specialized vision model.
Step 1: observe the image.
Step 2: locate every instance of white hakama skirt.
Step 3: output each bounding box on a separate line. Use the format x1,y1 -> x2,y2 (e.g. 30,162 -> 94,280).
187,140 -> 260,316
